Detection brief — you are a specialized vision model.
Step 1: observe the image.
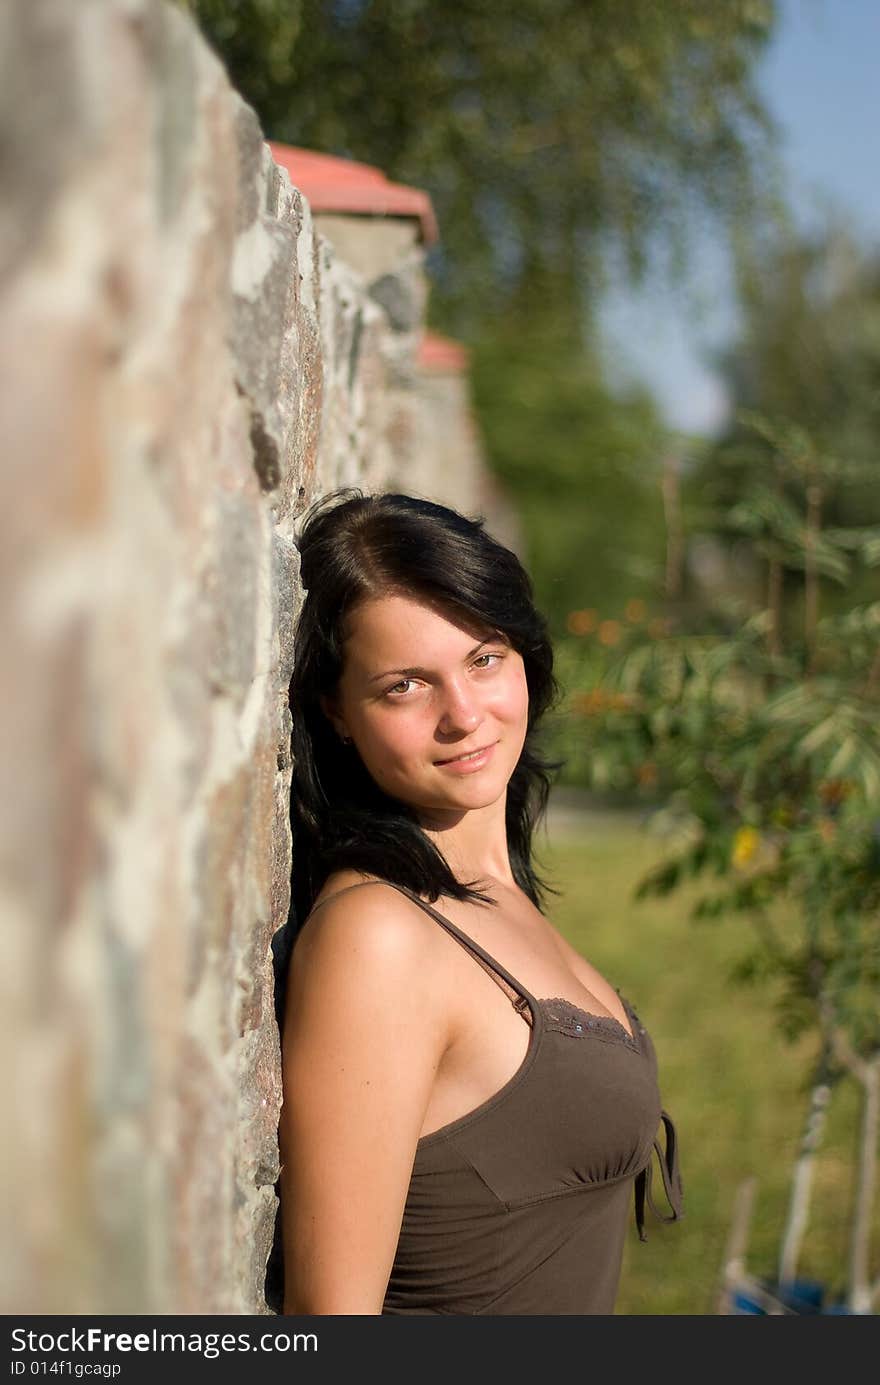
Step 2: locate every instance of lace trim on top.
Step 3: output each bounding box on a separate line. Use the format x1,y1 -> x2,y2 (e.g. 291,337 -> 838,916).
538,996 -> 643,1052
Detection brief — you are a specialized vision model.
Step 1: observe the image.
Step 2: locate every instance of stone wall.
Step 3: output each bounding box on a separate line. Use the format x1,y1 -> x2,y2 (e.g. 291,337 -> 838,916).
0,0 -> 445,1314
414,333 -> 525,556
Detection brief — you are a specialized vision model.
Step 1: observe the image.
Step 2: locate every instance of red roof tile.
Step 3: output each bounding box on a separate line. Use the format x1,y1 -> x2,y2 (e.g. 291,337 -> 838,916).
268,143 -> 438,246
418,330 -> 470,372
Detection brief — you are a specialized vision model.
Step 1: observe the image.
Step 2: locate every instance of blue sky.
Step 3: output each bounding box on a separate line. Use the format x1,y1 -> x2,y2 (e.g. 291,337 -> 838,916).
598,0 -> 880,436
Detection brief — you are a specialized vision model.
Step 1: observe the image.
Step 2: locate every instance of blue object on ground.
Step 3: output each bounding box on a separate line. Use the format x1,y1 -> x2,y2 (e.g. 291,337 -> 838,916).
732,1287 -> 766,1314
731,1277 -> 828,1314
777,1278 -> 825,1313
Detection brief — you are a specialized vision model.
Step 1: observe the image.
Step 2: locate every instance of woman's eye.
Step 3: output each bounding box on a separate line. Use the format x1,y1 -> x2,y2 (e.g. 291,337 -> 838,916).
384,654 -> 502,697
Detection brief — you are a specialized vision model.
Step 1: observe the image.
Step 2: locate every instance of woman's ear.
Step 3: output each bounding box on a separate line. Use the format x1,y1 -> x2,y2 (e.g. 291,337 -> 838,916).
319,692 -> 346,740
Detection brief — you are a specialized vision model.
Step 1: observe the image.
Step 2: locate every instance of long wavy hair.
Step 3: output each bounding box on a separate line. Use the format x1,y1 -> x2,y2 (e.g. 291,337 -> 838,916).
286,487 -> 564,929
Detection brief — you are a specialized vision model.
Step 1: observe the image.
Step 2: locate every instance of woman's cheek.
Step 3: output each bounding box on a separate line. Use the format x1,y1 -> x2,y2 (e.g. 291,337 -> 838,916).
497,667 -> 529,722
365,706 -> 423,761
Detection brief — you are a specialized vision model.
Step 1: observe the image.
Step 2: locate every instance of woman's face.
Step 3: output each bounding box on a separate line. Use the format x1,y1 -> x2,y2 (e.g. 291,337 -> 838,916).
320,593 -> 530,819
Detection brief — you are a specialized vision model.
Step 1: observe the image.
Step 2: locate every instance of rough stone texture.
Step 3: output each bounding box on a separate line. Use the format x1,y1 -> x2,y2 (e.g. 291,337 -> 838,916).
0,0 -> 438,1316
412,356 -> 526,556
310,211 -> 523,549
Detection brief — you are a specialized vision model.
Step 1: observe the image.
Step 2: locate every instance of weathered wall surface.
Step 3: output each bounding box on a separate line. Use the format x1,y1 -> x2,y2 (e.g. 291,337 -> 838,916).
0,0 -> 431,1314
413,337 -> 525,557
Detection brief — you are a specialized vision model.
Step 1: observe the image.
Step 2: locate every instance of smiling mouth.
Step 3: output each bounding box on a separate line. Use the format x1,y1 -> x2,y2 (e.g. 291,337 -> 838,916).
436,742 -> 497,765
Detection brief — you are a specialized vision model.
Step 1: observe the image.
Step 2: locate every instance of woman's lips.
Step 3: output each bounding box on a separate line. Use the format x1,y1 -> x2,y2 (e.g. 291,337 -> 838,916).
435,742 -> 498,773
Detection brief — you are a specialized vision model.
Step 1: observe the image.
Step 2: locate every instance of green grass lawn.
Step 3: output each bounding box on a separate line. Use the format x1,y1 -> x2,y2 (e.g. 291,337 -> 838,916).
538,809 -> 878,1315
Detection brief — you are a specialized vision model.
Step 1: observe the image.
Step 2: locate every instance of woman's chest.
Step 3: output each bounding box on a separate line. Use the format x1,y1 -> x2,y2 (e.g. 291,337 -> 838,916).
417,1008 -> 662,1208
438,896 -> 631,1032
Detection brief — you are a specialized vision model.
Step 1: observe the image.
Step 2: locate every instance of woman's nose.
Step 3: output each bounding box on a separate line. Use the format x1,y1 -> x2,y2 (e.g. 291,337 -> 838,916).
437,679 -> 482,734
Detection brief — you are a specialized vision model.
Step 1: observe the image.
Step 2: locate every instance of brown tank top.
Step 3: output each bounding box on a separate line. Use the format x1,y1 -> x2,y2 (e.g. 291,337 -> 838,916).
378,881 -> 684,1315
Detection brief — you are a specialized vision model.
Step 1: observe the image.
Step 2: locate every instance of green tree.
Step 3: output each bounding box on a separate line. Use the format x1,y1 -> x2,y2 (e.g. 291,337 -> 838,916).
469,318 -> 668,635
181,1 -> 784,637
687,222 -> 880,624
553,416 -> 880,1311
186,0 -> 781,335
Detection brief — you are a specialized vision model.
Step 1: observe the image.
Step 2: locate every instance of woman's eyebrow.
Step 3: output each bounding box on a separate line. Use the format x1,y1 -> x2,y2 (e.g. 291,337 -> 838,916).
367,637 -> 499,684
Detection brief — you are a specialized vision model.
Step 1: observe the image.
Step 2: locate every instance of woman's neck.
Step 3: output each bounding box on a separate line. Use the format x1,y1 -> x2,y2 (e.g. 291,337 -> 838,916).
417,797 -> 516,889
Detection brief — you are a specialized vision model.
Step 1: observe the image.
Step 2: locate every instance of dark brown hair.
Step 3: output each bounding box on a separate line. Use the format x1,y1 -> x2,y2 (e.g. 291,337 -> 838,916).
287,486 -> 563,925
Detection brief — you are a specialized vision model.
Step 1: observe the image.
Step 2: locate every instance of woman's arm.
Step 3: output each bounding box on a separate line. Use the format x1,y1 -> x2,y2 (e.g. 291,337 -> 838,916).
278,882 -> 450,1315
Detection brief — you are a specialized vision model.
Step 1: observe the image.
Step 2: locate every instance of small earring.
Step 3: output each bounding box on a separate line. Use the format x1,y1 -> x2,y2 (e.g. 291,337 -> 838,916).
340,732 -> 352,745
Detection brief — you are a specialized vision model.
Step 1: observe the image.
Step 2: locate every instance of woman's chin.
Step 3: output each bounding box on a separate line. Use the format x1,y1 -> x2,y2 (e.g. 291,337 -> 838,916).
409,780 -> 508,818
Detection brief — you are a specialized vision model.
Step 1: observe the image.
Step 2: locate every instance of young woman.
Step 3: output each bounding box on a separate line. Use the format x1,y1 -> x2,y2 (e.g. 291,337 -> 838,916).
278,488 -> 682,1315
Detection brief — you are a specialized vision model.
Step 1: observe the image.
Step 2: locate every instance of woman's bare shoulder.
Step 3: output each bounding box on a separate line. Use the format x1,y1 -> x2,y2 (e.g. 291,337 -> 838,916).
307,868 -> 394,918
290,870 -> 445,1005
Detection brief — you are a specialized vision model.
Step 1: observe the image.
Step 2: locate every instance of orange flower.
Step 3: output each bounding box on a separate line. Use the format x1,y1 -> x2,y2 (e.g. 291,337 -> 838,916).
566,609 -> 598,636
570,688 -> 636,716
598,619 -> 622,646
571,689 -> 606,714
625,598 -> 647,623
818,779 -> 853,809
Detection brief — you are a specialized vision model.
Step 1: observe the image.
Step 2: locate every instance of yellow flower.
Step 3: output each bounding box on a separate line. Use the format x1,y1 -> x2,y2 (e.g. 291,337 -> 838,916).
732,826 -> 760,869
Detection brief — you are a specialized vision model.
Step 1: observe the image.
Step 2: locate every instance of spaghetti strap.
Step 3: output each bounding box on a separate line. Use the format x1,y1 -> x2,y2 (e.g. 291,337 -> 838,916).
379,879 -> 537,1018
633,1110 -> 684,1242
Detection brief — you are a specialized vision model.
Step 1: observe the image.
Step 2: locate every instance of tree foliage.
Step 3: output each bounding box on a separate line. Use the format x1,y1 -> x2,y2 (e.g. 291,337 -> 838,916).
180,1 -> 786,632
186,0 -> 781,334
553,415 -> 880,1307
468,319 -> 667,634
687,222 -> 880,616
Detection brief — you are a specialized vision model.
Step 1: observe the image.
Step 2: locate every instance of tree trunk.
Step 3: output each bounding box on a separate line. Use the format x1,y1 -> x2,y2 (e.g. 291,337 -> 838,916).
716,1175 -> 758,1313
767,555 -> 783,659
804,478 -> 822,676
778,1063 -> 833,1287
822,1000 -> 880,1314
767,463 -> 784,671
846,1052 -> 879,1313
661,452 -> 684,603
